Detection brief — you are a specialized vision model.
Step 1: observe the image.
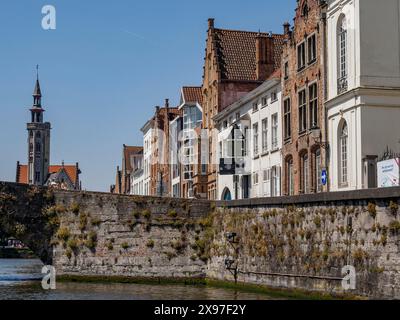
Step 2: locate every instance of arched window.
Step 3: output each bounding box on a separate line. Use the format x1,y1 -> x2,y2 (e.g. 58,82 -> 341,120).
301,152 -> 309,194
339,121 -> 349,186
222,188 -> 232,201
286,156 -> 294,196
337,15 -> 348,94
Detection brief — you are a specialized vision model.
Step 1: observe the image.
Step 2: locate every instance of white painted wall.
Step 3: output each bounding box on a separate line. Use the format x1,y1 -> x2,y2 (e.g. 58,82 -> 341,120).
216,79 -> 282,200
142,126 -> 152,196
327,0 -> 400,191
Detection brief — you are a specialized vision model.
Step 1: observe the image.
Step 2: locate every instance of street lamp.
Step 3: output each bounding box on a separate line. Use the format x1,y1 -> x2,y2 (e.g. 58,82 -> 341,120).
224,232 -> 239,284
310,128 -> 329,150
226,232 -> 238,244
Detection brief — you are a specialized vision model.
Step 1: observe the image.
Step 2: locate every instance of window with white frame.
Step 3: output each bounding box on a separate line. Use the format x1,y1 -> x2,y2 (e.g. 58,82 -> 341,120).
284,61 -> 289,79
271,113 -> 278,150
262,118 -> 268,153
339,121 -> 348,186
253,172 -> 259,185
287,158 -> 294,196
302,153 -> 309,194
307,34 -> 316,64
252,102 -> 258,113
243,126 -> 249,157
271,166 -> 280,197
338,16 -> 348,94
253,123 -> 259,156
298,89 -> 307,133
263,169 -> 270,196
271,91 -> 277,102
284,98 -> 291,140
261,97 -> 268,107
309,83 -> 318,129
297,42 -> 306,70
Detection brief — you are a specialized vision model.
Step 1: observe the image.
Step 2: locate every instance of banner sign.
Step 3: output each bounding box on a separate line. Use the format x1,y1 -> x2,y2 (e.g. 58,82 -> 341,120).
378,158 -> 400,188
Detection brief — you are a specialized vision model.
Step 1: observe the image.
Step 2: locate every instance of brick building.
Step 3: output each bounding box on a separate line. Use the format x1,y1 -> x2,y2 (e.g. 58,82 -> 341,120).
112,145 -> 143,194
150,100 -> 180,196
201,18 -> 284,199
281,0 -> 328,196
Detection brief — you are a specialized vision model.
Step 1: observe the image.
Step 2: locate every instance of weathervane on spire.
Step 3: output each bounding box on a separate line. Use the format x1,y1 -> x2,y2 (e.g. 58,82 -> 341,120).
36,64 -> 39,80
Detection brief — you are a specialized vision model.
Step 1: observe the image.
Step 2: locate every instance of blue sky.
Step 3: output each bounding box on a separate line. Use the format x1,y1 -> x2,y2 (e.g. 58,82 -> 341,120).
0,0 -> 294,192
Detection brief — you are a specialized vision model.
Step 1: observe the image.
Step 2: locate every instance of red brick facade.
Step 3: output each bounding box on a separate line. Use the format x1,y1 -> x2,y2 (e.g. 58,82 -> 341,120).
150,100 -> 180,196
201,19 -> 284,199
281,0 -> 328,196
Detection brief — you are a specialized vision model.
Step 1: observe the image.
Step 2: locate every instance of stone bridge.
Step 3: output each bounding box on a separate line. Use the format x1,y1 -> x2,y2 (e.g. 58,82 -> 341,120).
0,182 -> 212,267
2,181 -> 400,298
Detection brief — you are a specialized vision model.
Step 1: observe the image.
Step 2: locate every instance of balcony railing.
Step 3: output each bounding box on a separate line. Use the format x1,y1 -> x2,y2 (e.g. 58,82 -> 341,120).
337,76 -> 348,95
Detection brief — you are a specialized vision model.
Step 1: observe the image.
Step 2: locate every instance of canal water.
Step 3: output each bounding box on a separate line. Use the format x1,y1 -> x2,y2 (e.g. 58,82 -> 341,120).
0,259 -> 274,300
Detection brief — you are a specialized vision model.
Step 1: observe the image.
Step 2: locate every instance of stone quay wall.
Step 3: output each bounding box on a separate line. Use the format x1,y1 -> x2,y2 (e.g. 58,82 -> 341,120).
2,182 -> 400,298
210,188 -> 400,299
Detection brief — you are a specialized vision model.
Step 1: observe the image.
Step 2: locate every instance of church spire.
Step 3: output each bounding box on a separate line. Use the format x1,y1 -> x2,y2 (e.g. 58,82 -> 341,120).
26,66 -> 51,186
33,65 -> 42,107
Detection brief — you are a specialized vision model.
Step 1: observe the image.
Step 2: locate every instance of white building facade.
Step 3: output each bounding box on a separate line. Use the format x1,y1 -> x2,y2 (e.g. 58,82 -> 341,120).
131,155 -> 144,195
215,77 -> 282,200
140,120 -> 153,195
326,0 -> 400,191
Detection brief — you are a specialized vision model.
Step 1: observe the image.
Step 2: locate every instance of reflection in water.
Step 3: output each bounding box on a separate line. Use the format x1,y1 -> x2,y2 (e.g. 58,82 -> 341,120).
0,259 -> 274,300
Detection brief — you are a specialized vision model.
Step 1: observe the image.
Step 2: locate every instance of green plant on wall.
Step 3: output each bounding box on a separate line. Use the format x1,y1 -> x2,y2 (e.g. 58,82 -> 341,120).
389,220 -> 400,234
142,209 -> 151,220
389,201 -> 399,215
368,203 -> 377,219
85,231 -> 97,250
79,212 -> 88,231
146,239 -> 155,248
121,242 -> 129,250
313,216 -> 322,229
167,209 -> 178,218
67,238 -> 79,252
56,227 -> 70,242
70,202 -> 80,214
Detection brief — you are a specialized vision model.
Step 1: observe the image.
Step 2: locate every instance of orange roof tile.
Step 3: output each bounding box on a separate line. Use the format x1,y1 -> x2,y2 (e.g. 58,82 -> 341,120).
182,87 -> 203,104
17,164 -> 80,185
212,29 -> 285,81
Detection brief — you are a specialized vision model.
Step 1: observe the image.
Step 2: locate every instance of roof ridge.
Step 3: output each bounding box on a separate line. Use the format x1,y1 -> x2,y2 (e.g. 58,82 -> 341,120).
215,27 -> 284,37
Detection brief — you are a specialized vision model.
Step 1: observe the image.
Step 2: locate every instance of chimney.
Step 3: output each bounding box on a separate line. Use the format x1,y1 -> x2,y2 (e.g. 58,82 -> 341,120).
165,98 -> 169,109
256,32 -> 275,81
16,161 -> 20,183
283,22 -> 291,35
208,18 -> 215,30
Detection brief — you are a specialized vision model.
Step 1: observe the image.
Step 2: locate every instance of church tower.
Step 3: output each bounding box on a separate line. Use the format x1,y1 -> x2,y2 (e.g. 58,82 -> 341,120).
27,67 -> 51,185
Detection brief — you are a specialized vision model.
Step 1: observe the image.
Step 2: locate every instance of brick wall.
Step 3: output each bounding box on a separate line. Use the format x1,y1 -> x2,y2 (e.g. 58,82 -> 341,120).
281,0 -> 328,196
